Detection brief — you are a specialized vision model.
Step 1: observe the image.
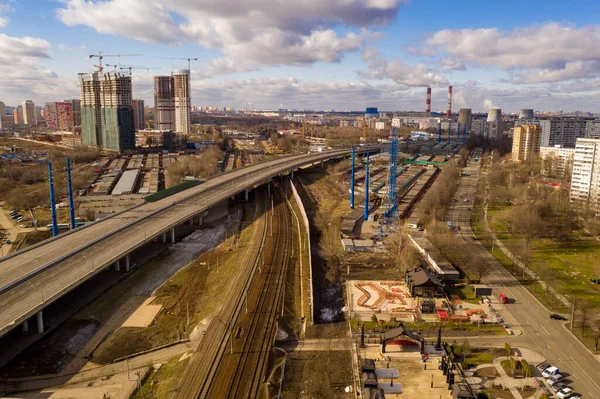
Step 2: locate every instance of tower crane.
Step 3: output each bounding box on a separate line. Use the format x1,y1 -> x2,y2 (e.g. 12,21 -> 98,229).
105,63 -> 124,72
120,66 -> 160,75
88,52 -> 144,73
161,57 -> 199,70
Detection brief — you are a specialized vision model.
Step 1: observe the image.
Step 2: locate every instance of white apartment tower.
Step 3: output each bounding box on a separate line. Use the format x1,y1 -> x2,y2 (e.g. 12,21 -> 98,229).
570,138 -> 600,210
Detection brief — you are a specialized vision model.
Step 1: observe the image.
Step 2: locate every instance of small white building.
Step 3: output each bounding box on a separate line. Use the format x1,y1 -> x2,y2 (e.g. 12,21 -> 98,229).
375,121 -> 387,130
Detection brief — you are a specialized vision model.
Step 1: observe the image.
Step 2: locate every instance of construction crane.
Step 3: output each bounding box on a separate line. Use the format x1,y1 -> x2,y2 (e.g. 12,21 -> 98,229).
161,57 -> 199,70
105,63 -> 124,72
89,52 -> 144,73
120,66 -> 160,74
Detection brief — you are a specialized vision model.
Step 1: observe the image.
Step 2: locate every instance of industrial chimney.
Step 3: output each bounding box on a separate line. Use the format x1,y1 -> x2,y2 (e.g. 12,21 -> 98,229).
446,86 -> 453,118
426,87 -> 431,113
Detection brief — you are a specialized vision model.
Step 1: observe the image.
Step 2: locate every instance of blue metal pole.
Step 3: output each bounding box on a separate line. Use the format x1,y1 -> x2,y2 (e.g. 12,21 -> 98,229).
457,122 -> 460,139
350,146 -> 355,209
364,152 -> 370,221
463,124 -> 467,143
438,124 -> 442,144
447,125 -> 451,144
48,162 -> 58,237
67,158 -> 76,230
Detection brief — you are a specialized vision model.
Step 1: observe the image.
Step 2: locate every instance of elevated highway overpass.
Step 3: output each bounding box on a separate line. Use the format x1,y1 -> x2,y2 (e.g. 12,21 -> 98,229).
0,147 -> 379,339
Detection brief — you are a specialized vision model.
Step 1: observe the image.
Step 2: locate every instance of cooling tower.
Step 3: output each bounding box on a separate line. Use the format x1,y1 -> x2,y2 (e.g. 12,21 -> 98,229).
519,109 -> 534,119
458,109 -> 472,131
487,108 -> 502,122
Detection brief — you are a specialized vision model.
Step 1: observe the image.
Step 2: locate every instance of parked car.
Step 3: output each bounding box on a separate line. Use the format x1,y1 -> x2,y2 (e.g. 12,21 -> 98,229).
547,374 -> 565,386
538,362 -> 552,371
542,366 -> 560,378
552,382 -> 568,392
556,387 -> 574,399
550,314 -> 567,321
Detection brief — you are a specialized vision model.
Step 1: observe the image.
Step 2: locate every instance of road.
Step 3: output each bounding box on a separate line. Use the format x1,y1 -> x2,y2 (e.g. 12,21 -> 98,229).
447,160 -> 600,398
0,147 -> 377,339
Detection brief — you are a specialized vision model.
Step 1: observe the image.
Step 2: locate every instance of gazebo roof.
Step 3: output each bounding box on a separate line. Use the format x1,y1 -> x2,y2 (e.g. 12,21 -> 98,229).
381,322 -> 422,342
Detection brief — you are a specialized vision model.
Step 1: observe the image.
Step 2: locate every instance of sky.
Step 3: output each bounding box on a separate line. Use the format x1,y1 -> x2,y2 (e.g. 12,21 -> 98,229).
2,0 -> 600,113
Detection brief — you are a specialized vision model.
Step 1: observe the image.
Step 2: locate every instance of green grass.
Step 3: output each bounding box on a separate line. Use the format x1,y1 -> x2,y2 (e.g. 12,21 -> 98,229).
485,201 -> 600,308
350,318 -> 506,336
133,356 -> 189,399
447,284 -> 481,305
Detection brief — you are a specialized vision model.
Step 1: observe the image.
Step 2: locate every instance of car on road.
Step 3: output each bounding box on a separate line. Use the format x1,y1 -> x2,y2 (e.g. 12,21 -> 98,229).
499,293 -> 510,304
550,313 -> 567,320
556,387 -> 574,399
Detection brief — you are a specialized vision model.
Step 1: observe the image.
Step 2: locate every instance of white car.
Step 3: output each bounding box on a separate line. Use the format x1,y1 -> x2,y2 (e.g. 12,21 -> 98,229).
556,387 -> 574,399
542,366 -> 559,378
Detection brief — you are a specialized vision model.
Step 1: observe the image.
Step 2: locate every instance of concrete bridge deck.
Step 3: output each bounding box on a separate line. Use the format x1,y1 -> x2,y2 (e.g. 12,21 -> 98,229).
0,147 -> 378,338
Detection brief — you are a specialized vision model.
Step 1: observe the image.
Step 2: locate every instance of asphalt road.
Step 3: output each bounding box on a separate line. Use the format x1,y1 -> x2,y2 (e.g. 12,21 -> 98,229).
447,161 -> 600,398
0,147 -> 377,339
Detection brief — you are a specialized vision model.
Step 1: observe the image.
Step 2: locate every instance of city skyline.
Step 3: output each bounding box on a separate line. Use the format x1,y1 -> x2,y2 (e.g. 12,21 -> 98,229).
2,0 -> 600,112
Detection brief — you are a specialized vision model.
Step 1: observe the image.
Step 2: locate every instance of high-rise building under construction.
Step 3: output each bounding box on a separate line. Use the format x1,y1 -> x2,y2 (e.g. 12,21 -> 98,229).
154,75 -> 175,131
172,69 -> 191,137
79,71 -> 135,151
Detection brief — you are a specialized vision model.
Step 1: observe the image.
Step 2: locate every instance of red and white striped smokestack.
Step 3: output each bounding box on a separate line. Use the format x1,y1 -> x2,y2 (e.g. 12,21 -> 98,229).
446,86 -> 453,118
426,87 -> 431,113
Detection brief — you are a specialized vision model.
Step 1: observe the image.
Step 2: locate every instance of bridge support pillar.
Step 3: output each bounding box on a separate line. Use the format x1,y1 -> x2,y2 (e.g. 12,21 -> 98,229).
162,232 -> 167,244
267,184 -> 271,197
291,170 -> 294,180
125,254 -> 131,273
22,320 -> 29,333
171,228 -> 176,243
114,259 -> 120,272
197,215 -> 203,225
36,311 -> 44,334
320,160 -> 324,168
244,188 -> 249,201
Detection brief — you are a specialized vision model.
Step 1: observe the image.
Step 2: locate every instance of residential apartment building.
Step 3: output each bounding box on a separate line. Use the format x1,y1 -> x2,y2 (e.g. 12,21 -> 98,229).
58,102 -> 73,131
132,99 -> 145,131
540,145 -> 575,178
570,138 -> 600,210
79,71 -> 135,151
13,108 -> 23,125
539,119 -> 587,147
512,124 -> 541,162
45,102 -> 59,130
154,75 -> 175,132
22,100 -> 36,126
79,72 -> 102,146
585,120 -> 600,139
99,72 -> 135,151
172,69 -> 191,137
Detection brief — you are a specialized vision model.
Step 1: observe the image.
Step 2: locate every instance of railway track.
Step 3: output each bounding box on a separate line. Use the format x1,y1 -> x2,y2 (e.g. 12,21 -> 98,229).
172,189 -> 269,399
204,187 -> 292,398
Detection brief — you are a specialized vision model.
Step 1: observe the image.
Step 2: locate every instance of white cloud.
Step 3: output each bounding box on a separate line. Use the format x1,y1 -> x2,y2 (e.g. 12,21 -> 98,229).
0,16 -> 7,27
57,0 -> 404,67
0,33 -> 79,104
424,23 -> 600,83
362,57 -> 449,87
